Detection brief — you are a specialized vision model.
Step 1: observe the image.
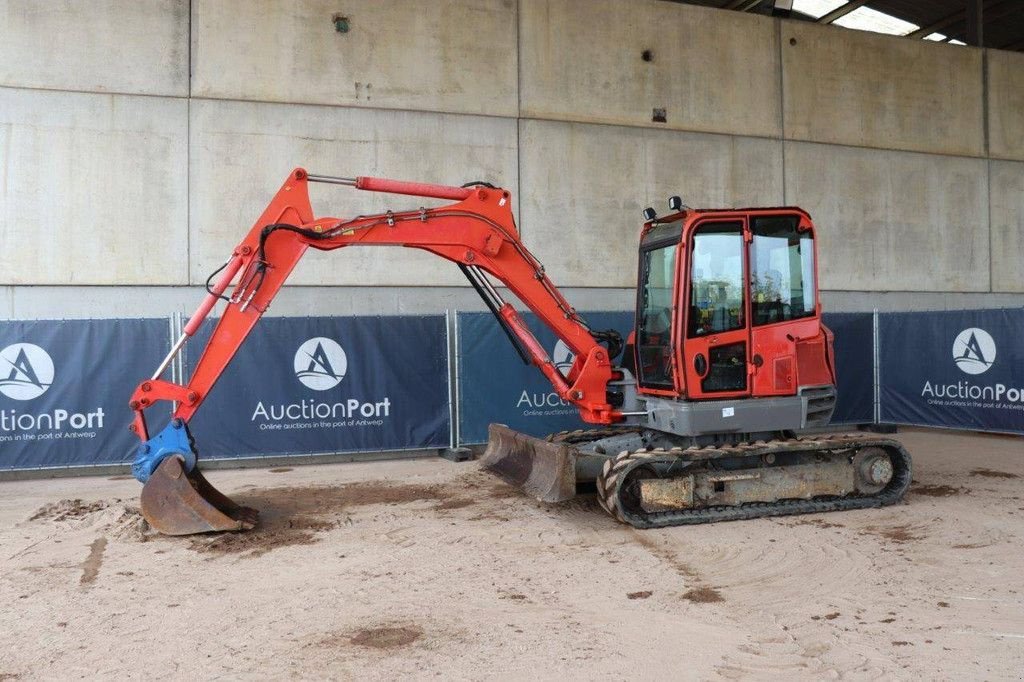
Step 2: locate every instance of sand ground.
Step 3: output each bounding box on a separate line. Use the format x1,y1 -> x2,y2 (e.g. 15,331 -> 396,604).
1,427 -> 1022,680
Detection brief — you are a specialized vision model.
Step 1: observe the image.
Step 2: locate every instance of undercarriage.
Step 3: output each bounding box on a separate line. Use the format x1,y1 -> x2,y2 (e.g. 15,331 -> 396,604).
482,425 -> 912,528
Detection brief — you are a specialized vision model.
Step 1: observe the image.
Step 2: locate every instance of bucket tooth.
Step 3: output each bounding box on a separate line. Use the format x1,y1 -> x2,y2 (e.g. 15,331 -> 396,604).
139,456 -> 258,536
479,423 -> 577,503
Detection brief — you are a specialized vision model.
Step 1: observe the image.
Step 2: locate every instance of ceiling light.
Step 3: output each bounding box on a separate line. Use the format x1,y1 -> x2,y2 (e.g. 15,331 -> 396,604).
791,0 -> 847,19
833,6 -> 920,36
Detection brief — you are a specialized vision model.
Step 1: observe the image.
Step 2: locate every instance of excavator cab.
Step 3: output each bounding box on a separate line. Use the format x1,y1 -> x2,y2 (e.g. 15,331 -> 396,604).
634,209 -> 827,404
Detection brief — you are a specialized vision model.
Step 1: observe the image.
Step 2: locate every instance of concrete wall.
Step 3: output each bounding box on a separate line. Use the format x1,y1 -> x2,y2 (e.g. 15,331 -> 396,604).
1,0 -> 1022,317
189,100 -> 517,287
191,0 -> 518,116
0,1 -> 188,96
988,50 -> 1024,162
781,21 -> 985,157
519,0 -> 781,137
520,119 -> 782,287
785,142 -> 989,292
991,161 -> 1024,293
0,87 -> 188,285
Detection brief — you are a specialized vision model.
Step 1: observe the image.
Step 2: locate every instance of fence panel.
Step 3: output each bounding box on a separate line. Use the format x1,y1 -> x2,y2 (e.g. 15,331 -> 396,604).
823,312 -> 875,424
186,315 -> 450,459
456,311 -> 634,444
0,319 -> 168,469
879,308 -> 1024,434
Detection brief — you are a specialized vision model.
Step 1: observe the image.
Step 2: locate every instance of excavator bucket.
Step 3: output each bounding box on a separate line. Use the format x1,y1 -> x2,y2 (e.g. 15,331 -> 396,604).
139,456 -> 259,536
480,424 -> 578,503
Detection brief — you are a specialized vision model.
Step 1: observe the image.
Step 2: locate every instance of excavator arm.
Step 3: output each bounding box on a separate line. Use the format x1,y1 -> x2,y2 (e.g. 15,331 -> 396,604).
128,168 -> 623,534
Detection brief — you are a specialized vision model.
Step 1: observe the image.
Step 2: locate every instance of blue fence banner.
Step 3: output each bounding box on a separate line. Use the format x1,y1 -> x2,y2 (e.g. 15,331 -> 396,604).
4,307 -> 1018,473
879,308 -> 1024,434
0,319 -> 168,470
186,315 -> 450,459
822,312 -> 875,424
457,310 -> 634,444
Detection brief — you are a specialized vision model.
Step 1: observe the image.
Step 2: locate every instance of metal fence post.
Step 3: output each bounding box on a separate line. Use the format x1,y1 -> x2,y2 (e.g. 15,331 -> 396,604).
445,309 -> 456,449
872,309 -> 880,425
451,311 -> 461,447
168,313 -> 178,414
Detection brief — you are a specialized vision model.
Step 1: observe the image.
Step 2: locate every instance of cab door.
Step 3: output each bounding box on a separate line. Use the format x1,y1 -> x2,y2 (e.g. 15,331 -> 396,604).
681,220 -> 752,400
634,224 -> 683,394
747,214 -> 820,397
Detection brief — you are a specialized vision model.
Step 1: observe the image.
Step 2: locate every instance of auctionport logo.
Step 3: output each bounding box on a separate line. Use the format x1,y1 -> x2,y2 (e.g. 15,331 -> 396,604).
0,341 -> 105,439
251,335 -> 390,429
953,328 -> 996,375
0,343 -> 54,401
294,337 -> 347,391
921,326 -> 1023,409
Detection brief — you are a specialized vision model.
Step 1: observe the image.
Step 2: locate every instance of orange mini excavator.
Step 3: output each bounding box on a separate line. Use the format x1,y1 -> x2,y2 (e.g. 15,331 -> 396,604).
128,169 -> 911,535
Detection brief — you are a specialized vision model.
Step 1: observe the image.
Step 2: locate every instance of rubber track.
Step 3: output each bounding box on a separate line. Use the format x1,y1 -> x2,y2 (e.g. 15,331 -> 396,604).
596,434 -> 913,529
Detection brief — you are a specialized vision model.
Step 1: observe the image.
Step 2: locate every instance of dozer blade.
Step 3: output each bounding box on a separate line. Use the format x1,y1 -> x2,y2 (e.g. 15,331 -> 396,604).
139,456 -> 258,536
480,424 -> 577,503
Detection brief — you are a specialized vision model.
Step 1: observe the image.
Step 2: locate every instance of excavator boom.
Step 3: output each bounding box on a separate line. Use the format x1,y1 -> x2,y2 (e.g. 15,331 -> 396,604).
129,169 -> 621,534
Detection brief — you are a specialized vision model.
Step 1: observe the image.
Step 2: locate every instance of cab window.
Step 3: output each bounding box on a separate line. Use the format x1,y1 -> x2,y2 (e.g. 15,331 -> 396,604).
688,222 -> 745,337
750,216 -> 816,326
